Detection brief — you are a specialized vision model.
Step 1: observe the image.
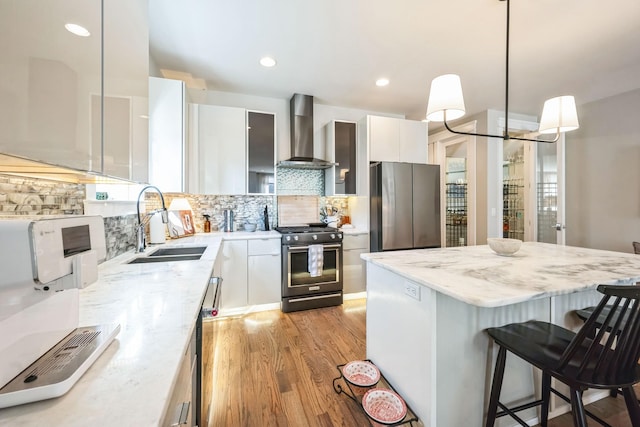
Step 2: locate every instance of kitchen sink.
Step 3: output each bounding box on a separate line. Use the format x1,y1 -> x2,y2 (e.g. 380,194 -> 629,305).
147,246 -> 207,257
126,254 -> 203,264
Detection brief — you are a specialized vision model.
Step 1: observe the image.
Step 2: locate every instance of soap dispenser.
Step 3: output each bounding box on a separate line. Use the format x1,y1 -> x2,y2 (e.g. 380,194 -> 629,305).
203,214 -> 211,233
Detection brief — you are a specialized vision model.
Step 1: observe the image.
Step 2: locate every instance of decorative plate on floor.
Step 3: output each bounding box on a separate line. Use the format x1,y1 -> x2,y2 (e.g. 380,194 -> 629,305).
362,389 -> 407,424
342,360 -> 381,387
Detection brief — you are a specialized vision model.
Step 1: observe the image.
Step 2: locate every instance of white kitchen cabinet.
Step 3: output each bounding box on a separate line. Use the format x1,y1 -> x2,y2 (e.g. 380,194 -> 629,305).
399,119 -> 428,163
219,240 -> 248,309
342,233 -> 369,294
325,120 -> 359,196
101,0 -> 149,181
193,104 -> 246,195
368,116 -> 428,164
149,77 -> 186,192
247,239 -> 281,305
369,116 -> 399,162
161,327 -> 196,427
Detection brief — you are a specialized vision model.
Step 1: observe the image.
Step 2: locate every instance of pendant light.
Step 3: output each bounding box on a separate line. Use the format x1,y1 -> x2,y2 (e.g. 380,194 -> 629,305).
426,0 -> 579,143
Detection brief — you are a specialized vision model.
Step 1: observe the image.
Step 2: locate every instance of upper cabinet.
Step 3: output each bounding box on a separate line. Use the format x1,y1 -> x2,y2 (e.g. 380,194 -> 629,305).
102,0 -> 149,181
247,111 -> 275,194
193,104 -> 246,195
325,120 -> 358,196
149,77 -> 186,192
187,105 -> 277,195
0,0 -> 148,181
0,0 -> 101,171
368,116 -> 428,164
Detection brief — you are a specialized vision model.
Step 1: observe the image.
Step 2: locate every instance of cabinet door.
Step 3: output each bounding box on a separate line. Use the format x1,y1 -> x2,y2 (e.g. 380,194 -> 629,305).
248,253 -> 281,305
399,120 -> 428,164
247,111 -> 275,194
0,0 -> 100,172
326,121 -> 357,196
102,0 -> 148,181
198,105 -> 246,195
220,240 -> 248,309
161,334 -> 194,427
149,77 -> 185,192
369,116 -> 399,162
343,249 -> 366,294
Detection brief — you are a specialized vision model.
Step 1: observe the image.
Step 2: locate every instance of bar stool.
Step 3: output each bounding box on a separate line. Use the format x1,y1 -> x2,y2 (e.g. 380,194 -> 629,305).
485,284 -> 640,427
633,241 -> 640,254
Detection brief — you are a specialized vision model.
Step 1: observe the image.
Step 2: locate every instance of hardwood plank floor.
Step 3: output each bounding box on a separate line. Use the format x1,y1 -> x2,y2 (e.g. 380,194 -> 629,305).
204,298 -> 637,427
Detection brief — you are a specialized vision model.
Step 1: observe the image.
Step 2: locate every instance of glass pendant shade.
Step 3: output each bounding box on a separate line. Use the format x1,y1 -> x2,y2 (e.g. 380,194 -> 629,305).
426,74 -> 466,122
538,95 -> 580,134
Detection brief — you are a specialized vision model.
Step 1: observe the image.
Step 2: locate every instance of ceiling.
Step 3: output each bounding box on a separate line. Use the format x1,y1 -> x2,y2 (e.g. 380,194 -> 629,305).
149,0 -> 640,125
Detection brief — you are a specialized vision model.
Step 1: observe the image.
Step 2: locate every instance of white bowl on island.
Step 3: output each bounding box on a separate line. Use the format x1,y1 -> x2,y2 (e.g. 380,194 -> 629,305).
487,238 -> 522,256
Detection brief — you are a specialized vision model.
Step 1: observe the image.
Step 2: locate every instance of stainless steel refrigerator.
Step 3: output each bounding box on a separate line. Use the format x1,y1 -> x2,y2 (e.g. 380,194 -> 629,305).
370,162 -> 441,251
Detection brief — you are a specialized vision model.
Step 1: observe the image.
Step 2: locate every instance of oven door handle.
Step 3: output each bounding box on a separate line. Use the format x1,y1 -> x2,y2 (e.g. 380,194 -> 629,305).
287,243 -> 342,252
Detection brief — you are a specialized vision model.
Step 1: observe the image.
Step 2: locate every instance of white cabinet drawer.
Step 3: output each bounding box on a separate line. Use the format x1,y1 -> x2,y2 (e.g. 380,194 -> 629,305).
343,234 -> 369,250
248,238 -> 280,255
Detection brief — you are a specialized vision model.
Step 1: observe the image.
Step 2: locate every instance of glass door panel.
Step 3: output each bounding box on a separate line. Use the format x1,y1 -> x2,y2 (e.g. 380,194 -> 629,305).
535,136 -> 566,244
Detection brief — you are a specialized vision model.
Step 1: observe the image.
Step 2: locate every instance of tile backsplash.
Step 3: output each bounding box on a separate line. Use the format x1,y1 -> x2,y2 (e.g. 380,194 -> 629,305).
0,174 -> 84,215
276,168 -> 324,195
145,193 -> 277,232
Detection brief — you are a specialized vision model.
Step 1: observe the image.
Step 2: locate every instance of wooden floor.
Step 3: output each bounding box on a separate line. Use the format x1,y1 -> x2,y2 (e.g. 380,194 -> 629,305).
203,298 -> 637,427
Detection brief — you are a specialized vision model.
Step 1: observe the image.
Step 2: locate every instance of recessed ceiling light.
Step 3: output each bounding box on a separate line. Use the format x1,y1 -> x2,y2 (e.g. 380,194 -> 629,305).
65,23 -> 90,37
260,56 -> 277,67
376,78 -> 390,87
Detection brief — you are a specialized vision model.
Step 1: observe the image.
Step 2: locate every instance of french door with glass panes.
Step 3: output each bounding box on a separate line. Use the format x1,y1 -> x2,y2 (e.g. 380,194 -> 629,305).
504,133 -> 566,245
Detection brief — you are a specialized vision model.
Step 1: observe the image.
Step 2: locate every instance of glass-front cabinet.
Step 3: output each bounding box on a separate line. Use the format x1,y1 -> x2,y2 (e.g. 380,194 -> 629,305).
247,111 -> 275,194
325,120 -> 357,196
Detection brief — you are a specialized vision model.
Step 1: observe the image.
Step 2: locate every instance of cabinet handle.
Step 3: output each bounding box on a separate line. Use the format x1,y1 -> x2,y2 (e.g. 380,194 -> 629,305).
171,401 -> 190,426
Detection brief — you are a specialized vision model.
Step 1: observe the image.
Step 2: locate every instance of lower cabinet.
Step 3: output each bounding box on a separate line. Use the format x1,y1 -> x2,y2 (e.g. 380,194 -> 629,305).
248,239 -> 281,305
220,238 -> 281,311
219,240 -> 248,309
162,328 -> 196,426
343,233 -> 369,294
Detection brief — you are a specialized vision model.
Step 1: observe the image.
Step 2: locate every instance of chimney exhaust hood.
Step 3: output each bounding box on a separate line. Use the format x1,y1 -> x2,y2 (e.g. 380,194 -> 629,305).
277,94 -> 336,170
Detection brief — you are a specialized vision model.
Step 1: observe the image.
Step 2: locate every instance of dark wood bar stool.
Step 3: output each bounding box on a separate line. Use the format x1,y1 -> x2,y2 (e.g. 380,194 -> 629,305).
485,284 -> 640,427
633,241 -> 640,255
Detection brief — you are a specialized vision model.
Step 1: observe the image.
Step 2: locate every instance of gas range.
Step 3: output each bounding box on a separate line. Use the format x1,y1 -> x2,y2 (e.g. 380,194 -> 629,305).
275,225 -> 343,245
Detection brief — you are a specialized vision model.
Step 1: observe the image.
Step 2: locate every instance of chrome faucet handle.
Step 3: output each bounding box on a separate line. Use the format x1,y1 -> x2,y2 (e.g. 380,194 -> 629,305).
160,209 -> 169,224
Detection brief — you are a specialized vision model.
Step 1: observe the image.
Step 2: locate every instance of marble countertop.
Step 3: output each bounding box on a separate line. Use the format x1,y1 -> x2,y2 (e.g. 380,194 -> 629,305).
0,233 -> 228,426
361,242 -> 640,308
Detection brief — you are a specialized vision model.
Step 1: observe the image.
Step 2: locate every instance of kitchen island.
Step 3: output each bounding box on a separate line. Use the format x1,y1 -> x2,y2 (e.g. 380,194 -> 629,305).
362,242 -> 640,427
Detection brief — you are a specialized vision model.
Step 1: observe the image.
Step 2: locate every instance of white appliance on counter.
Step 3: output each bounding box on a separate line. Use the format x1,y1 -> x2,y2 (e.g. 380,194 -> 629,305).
0,216 -> 120,408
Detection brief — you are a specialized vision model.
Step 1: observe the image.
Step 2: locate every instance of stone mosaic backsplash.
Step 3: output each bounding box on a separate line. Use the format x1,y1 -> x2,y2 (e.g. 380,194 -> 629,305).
103,214 -> 137,260
276,168 -> 324,196
0,173 -> 350,260
145,193 -> 277,232
0,174 -> 84,215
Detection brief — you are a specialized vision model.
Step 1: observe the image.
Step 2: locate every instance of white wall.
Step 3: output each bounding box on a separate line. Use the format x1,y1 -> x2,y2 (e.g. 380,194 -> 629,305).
565,88 -> 640,253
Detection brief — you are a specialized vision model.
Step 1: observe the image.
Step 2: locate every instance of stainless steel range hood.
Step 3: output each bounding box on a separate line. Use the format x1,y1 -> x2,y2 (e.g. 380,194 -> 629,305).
277,94 -> 336,170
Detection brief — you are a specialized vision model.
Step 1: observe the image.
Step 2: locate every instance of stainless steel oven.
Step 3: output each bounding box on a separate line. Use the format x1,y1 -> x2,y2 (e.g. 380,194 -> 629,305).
276,226 -> 343,312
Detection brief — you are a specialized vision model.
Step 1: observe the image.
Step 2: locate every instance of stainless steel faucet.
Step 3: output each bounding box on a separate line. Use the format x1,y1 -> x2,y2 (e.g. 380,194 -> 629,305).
135,185 -> 169,253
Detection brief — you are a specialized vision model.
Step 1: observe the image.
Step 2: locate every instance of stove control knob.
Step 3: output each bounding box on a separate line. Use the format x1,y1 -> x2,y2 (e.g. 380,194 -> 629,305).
330,234 -> 335,239
294,235 -> 299,241
286,236 -> 291,242
312,235 -> 318,241
338,233 -> 343,239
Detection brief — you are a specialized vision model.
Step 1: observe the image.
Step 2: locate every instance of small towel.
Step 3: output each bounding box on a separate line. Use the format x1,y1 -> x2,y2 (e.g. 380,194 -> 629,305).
308,244 -> 324,277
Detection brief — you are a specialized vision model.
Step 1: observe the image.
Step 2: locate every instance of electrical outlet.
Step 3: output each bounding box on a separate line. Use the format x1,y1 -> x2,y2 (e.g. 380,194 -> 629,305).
404,282 -> 420,301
